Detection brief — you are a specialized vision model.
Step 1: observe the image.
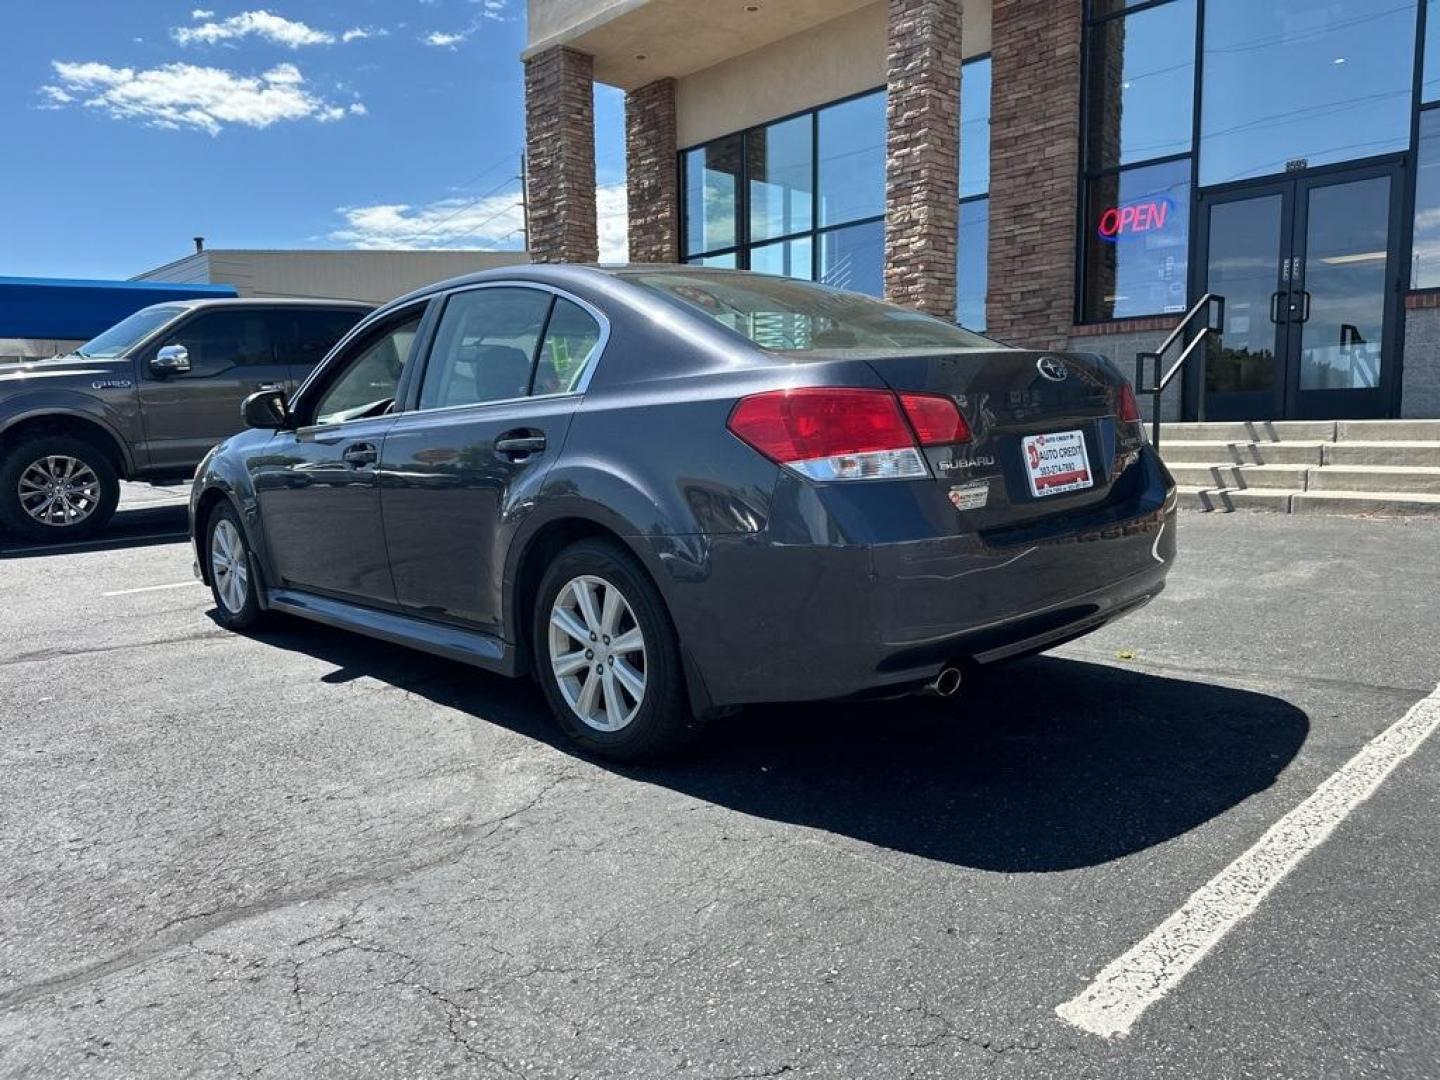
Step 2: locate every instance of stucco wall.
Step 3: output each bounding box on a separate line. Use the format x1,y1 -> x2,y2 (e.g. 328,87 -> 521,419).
1401,303 -> 1440,419
675,0 -> 991,148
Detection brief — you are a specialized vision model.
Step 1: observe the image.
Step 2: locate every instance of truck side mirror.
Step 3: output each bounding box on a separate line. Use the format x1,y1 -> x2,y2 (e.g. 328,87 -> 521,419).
242,388 -> 290,430
150,345 -> 191,377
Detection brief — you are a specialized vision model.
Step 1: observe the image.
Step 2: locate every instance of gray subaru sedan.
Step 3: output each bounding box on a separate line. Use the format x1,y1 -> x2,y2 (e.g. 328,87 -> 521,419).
191,266 -> 1175,761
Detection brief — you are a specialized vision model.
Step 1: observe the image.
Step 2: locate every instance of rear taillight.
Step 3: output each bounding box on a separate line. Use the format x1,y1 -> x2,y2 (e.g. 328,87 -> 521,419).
727,388 -> 968,481
1119,384 -> 1142,425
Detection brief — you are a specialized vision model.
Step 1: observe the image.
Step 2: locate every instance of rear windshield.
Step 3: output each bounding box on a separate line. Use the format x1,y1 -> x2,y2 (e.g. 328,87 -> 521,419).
78,305 -> 187,358
629,270 -> 997,353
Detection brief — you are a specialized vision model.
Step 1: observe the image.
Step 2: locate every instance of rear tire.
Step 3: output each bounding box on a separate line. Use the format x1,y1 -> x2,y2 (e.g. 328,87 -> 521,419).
0,435 -> 120,543
533,539 -> 703,762
206,502 -> 265,631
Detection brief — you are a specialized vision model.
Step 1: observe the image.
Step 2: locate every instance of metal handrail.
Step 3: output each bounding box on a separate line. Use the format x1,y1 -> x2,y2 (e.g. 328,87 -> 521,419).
1134,293 -> 1225,449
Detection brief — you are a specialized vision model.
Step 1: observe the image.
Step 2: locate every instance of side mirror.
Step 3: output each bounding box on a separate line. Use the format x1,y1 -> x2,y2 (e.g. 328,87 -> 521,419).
150,344 -> 191,377
242,387 -> 290,430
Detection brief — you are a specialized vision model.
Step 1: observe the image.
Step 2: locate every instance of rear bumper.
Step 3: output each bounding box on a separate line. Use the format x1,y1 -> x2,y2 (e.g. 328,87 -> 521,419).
651,463 -> 1177,709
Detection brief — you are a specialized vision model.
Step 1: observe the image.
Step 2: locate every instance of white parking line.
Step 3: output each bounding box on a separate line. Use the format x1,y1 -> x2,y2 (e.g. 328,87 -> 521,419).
1057,679 -> 1440,1041
102,581 -> 204,598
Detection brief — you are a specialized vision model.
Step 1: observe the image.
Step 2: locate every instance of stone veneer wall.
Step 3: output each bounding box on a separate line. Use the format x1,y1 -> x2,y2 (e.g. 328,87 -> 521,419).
987,0 -> 1083,349
882,0 -> 962,317
1402,295 -> 1440,418
626,78 -> 679,263
524,46 -> 598,263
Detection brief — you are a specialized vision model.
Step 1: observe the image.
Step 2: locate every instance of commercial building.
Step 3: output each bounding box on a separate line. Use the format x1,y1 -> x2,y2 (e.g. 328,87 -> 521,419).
521,0 -> 1440,421
133,248 -> 529,305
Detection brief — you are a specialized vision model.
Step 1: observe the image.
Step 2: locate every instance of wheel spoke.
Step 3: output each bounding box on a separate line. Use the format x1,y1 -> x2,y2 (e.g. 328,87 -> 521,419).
576,668 -> 602,719
601,668 -> 625,729
609,628 -> 644,655
552,650 -> 589,678
611,657 -> 645,701
572,579 -> 602,635
551,606 -> 591,646
600,584 -> 624,636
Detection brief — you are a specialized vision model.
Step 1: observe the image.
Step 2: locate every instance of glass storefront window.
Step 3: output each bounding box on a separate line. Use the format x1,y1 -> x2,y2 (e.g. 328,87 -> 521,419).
684,136 -> 742,257
750,236 -> 814,280
817,93 -> 886,226
820,221 -> 884,297
957,198 -> 989,331
1200,0 -> 1418,186
1085,0 -> 1196,170
748,115 -> 814,244
1426,0 -> 1440,102
960,58 -> 991,199
1082,157 -> 1192,321
1413,110 -> 1440,287
688,252 -> 737,269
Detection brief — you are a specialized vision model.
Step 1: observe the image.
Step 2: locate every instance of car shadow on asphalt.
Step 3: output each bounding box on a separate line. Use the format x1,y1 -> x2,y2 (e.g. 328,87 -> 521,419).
0,504 -> 188,558
239,614 -> 1309,874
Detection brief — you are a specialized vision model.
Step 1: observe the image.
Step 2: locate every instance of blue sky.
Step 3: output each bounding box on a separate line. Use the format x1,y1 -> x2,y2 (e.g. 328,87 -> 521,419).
0,1 -> 628,280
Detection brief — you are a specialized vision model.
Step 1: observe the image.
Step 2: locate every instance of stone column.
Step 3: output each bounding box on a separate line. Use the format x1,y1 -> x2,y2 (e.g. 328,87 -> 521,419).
524,46 -> 598,263
883,0 -> 963,318
986,0 -> 1084,348
625,78 -> 679,263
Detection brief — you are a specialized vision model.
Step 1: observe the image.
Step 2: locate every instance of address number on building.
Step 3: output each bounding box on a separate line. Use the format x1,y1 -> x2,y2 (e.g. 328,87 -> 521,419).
1021,430 -> 1094,498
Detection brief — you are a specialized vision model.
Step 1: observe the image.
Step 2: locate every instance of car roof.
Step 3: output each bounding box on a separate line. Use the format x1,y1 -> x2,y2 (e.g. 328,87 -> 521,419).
142,296 -> 374,314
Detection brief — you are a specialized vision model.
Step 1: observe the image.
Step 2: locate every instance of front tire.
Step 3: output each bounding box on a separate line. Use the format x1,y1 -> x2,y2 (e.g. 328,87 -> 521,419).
533,540 -> 703,762
0,435 -> 120,543
206,502 -> 264,630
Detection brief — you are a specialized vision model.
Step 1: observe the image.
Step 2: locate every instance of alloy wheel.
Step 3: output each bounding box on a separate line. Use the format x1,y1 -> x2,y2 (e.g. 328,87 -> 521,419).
17,455 -> 102,528
210,518 -> 250,615
548,574 -> 648,732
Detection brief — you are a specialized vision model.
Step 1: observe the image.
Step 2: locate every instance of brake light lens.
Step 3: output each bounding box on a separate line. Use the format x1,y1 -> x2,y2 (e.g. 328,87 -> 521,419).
898,392 -> 972,446
1119,383 -> 1142,425
727,387 -> 969,481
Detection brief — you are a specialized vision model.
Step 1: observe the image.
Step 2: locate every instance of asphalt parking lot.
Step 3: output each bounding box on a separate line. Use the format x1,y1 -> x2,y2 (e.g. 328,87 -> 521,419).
2,487 -> 1438,1079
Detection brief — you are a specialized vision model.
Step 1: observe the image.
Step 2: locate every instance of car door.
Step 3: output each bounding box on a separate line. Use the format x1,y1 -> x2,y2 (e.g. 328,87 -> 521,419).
379,284 -> 606,636
274,306 -> 372,394
136,306 -> 288,473
250,302 -> 430,606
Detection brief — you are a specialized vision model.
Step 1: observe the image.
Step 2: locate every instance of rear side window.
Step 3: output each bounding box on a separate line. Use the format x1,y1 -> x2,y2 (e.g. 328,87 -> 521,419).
535,298 -> 602,394
275,308 -> 368,369
418,287 -> 552,410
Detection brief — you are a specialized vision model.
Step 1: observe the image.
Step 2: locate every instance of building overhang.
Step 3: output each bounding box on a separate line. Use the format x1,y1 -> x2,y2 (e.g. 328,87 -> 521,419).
524,0 -> 876,90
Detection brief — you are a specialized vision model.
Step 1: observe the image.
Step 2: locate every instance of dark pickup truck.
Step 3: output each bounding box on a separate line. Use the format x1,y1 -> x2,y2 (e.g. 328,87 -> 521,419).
0,297 -> 371,541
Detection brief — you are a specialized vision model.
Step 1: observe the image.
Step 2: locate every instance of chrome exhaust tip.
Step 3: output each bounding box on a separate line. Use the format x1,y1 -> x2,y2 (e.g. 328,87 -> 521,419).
928,666 -> 963,698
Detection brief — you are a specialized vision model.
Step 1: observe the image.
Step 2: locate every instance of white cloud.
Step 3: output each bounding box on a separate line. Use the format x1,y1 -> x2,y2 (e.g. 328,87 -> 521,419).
424,30 -> 467,47
191,8 -> 214,18
42,59 -> 359,135
329,182 -> 629,261
476,0 -> 508,21
341,26 -> 387,42
174,10 -> 334,48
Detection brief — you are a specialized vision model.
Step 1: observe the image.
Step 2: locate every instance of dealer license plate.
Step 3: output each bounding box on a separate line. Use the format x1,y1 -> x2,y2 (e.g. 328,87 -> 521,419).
1021,430 -> 1094,498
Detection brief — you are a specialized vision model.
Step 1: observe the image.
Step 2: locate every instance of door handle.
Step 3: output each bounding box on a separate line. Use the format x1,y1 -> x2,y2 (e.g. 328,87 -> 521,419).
1270,292 -> 1285,324
342,442 -> 377,468
495,431 -> 546,460
1298,291 -> 1312,323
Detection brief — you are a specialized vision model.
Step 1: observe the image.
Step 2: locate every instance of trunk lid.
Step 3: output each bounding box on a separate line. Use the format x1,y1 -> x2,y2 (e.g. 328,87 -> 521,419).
863,348 -> 1142,532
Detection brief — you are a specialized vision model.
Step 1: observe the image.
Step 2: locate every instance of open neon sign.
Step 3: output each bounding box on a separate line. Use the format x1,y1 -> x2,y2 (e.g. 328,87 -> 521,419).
1097,196 -> 1175,242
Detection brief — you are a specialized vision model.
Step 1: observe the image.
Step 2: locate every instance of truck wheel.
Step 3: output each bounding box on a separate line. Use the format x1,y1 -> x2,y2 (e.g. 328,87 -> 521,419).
0,435 -> 120,543
533,539 -> 706,762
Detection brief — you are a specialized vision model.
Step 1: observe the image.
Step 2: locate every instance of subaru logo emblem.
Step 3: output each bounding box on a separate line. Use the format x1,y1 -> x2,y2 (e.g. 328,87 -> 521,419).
1036,356 -> 1068,382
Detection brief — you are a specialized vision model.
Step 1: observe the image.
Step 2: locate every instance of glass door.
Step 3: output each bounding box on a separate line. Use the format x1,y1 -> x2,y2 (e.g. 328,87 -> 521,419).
1195,164 -> 1402,421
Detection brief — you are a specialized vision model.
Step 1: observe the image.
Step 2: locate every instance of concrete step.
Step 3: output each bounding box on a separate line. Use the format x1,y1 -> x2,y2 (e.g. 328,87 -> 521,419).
1175,486 -> 1295,513
1160,440 -> 1326,466
1161,421 -> 1337,442
1305,465 -> 1440,495
1336,419 -> 1440,442
1323,441 -> 1440,467
1291,490 -> 1440,516
1167,463 -> 1310,490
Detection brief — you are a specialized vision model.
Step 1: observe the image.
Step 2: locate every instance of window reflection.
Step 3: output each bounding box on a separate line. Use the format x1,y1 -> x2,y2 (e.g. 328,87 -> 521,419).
818,93 -> 886,226
1200,0 -> 1417,186
820,221 -> 884,297
960,57 -> 991,199
751,236 -> 814,280
684,136 -> 742,256
958,198 -> 989,331
1414,110 -> 1440,287
749,116 -> 814,243
1085,0 -> 1196,170
1083,158 -> 1192,321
